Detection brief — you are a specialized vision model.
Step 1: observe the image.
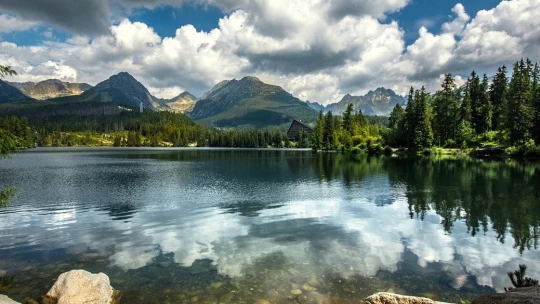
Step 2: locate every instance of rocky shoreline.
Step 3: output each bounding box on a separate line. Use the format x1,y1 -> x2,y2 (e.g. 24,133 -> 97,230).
1,270 -> 539,304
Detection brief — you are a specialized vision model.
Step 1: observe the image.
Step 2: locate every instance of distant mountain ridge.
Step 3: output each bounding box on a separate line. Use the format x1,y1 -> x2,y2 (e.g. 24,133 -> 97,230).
1,72 -> 402,130
165,91 -> 197,113
189,76 -> 318,129
308,88 -> 406,116
54,72 -> 169,111
8,79 -> 92,100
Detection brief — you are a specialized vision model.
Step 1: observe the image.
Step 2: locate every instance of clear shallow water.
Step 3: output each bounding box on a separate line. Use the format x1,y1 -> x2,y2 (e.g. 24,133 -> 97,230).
0,148 -> 539,303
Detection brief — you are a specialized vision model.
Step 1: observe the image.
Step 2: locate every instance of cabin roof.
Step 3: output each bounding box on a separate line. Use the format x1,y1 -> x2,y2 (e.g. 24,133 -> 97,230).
287,120 -> 313,140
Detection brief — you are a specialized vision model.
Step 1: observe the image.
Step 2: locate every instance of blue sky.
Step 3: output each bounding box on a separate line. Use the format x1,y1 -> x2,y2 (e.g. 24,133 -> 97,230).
391,0 -> 502,45
0,0 -> 538,103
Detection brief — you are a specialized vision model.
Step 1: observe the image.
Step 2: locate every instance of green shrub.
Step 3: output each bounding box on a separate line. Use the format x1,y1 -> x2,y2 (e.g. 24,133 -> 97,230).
383,146 -> 393,156
351,146 -> 363,154
368,144 -> 384,155
352,135 -> 364,146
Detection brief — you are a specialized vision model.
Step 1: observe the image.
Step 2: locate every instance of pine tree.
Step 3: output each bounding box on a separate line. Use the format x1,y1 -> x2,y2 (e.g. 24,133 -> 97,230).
405,87 -> 416,149
434,73 -> 459,146
532,63 -> 540,143
461,80 -> 472,123
323,111 -> 335,150
342,103 -> 354,134
311,110 -> 324,150
389,103 -> 405,129
490,66 -> 508,131
507,60 -> 534,144
480,74 -> 492,132
469,71 -> 484,134
388,103 -> 406,147
413,87 -> 433,150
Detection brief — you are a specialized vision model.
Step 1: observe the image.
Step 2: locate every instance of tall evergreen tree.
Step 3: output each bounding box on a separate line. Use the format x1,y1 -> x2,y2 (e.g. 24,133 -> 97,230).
434,73 -> 459,146
388,103 -> 406,147
311,110 -> 324,150
480,74 -> 492,132
323,111 -> 336,150
489,66 -> 508,131
389,103 -> 405,129
469,71 -> 485,134
461,81 -> 472,123
413,87 -> 433,150
507,60 -> 534,144
405,87 -> 416,149
532,63 -> 540,143
342,103 -> 354,135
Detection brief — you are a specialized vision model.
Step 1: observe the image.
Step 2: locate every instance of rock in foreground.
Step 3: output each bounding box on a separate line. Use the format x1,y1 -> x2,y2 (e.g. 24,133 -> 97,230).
0,294 -> 21,304
365,292 -> 447,304
45,270 -> 118,304
472,286 -> 540,304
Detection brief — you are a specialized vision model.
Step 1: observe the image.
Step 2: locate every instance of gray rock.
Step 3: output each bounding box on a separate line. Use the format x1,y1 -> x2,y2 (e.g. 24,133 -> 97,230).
46,270 -> 117,304
0,295 -> 21,304
472,286 -> 540,304
365,292 -> 451,304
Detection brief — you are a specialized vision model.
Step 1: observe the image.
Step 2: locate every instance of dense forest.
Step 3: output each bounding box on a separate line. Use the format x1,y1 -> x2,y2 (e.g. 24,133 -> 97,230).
0,111 -> 297,149
384,58 -> 540,155
312,58 -> 540,156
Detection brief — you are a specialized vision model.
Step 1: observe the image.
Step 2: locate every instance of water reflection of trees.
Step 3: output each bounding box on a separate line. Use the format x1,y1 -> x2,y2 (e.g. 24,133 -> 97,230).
387,157 -> 540,254
312,153 -> 388,186
312,153 -> 540,254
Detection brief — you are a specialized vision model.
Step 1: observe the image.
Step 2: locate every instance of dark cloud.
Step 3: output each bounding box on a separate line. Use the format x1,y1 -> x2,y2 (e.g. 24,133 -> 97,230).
237,44 -> 354,75
328,0 -> 407,20
0,0 -> 111,35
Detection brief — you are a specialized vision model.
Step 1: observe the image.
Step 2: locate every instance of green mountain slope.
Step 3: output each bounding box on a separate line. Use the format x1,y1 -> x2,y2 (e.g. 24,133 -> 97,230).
0,79 -> 35,104
189,76 -> 318,129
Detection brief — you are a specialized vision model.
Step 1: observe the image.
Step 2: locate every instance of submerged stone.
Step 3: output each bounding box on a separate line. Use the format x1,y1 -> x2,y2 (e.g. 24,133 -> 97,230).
302,284 -> 317,292
219,292 -> 234,304
290,289 -> 302,295
190,267 -> 210,275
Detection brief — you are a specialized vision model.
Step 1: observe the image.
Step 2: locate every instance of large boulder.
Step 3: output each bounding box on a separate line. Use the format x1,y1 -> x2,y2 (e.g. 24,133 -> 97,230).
0,295 -> 21,304
472,286 -> 540,304
365,292 -> 450,304
45,270 -> 118,304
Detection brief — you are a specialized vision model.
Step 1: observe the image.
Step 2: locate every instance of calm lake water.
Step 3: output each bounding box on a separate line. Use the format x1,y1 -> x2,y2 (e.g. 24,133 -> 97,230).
0,148 -> 539,303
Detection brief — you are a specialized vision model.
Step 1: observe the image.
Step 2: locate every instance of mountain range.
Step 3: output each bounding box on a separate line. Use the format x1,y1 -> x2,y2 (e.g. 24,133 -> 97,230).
307,87 -> 406,116
0,72 -> 404,129
8,79 -> 92,100
190,76 -> 318,129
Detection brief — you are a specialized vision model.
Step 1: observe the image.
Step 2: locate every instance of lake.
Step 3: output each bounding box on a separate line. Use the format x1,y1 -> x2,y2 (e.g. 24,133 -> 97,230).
0,148 -> 539,303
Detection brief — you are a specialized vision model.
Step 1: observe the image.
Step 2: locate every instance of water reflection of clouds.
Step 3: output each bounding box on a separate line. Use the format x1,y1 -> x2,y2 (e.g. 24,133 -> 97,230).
2,164 -> 540,293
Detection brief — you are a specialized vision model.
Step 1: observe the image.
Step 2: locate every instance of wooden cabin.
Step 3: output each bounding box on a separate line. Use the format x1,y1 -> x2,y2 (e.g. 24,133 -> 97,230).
287,120 -> 313,141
